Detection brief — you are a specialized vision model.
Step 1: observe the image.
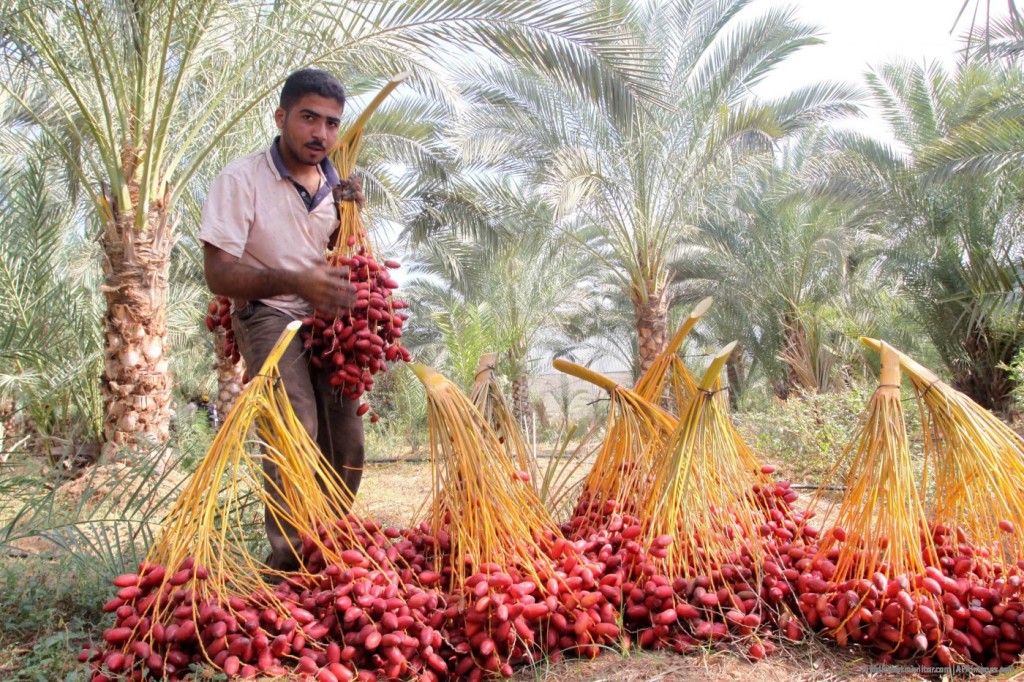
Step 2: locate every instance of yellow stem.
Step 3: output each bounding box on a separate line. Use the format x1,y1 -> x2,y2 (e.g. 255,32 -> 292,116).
697,341 -> 737,391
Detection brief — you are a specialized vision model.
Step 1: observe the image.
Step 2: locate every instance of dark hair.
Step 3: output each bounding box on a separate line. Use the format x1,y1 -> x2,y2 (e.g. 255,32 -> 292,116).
280,69 -> 346,110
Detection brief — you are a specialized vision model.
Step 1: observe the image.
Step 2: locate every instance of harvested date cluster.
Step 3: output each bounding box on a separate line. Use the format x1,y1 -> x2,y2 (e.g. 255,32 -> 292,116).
84,482 -> 1024,680
301,247 -> 410,422
795,522 -> 1024,668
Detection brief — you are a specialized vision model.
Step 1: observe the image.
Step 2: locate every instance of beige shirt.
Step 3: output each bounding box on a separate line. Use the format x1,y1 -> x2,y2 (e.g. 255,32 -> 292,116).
199,143 -> 340,318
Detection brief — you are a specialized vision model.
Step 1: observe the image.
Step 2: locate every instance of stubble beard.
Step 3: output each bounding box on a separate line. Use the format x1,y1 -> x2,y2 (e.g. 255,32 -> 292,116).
282,127 -> 323,167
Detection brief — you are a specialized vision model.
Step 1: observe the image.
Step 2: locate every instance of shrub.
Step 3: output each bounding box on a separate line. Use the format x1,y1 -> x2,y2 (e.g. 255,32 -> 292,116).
735,385 -> 925,486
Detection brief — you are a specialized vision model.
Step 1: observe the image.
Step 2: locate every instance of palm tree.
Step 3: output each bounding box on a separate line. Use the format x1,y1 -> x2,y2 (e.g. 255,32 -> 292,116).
919,60 -> 1024,178
480,220 -> 600,428
453,0 -> 861,373
956,0 -> 1024,55
942,0 -> 1024,186
403,182 -> 598,427
672,132 -> 886,400
402,263 -> 503,394
807,59 -> 1024,412
1,0 -> 655,457
0,140 -> 105,462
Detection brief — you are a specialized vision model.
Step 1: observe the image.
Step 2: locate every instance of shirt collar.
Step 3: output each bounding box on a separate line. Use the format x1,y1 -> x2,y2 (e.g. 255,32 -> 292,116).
267,136 -> 341,186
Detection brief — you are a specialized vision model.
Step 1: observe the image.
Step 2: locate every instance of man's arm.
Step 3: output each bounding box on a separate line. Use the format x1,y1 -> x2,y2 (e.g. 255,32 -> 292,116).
203,242 -> 356,318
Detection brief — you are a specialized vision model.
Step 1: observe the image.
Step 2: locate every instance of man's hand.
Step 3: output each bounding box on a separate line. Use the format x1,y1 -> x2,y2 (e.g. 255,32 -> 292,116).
295,265 -> 357,318
203,243 -> 355,316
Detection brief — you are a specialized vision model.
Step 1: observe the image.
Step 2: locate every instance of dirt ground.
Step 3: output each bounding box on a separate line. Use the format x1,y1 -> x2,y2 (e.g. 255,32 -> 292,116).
358,460 -> 434,527
513,643 -> 933,681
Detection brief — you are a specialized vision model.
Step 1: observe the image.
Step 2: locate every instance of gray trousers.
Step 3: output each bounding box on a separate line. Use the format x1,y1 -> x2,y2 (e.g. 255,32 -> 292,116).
232,302 -> 365,570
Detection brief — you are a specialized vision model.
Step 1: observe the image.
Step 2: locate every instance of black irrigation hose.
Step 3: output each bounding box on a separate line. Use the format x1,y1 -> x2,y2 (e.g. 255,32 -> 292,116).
788,484 -> 847,491
368,452 -> 570,465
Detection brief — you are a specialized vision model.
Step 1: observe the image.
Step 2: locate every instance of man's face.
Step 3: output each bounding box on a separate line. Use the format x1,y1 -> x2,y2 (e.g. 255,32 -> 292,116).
274,93 -> 344,166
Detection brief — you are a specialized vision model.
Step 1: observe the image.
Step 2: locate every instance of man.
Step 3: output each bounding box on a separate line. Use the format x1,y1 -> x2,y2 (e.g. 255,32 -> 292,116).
189,395 -> 218,428
200,69 -> 363,572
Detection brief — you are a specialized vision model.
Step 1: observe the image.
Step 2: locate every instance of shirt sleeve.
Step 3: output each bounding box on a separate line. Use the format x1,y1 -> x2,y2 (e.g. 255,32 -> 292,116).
199,168 -> 254,258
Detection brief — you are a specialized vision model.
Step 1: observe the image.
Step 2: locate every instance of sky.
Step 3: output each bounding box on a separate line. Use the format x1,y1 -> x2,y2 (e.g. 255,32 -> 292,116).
744,0 -> 974,140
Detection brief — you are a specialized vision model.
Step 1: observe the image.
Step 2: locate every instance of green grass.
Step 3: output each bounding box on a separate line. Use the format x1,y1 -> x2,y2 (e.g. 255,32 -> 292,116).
735,384 -> 927,486
0,556 -> 108,681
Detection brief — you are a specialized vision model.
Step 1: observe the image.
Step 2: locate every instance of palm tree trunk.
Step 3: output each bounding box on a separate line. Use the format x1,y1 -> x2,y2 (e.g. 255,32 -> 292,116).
780,313 -> 813,398
511,375 -> 533,435
726,350 -> 745,410
214,329 -> 245,421
99,198 -> 173,459
951,329 -> 1018,416
633,288 -> 668,376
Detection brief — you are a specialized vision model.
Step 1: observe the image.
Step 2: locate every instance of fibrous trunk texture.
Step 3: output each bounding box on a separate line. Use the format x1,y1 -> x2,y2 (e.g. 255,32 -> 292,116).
99,192 -> 173,460
780,314 -> 811,398
634,288 -> 668,376
511,375 -> 533,436
214,328 -> 245,420
726,349 -> 745,410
